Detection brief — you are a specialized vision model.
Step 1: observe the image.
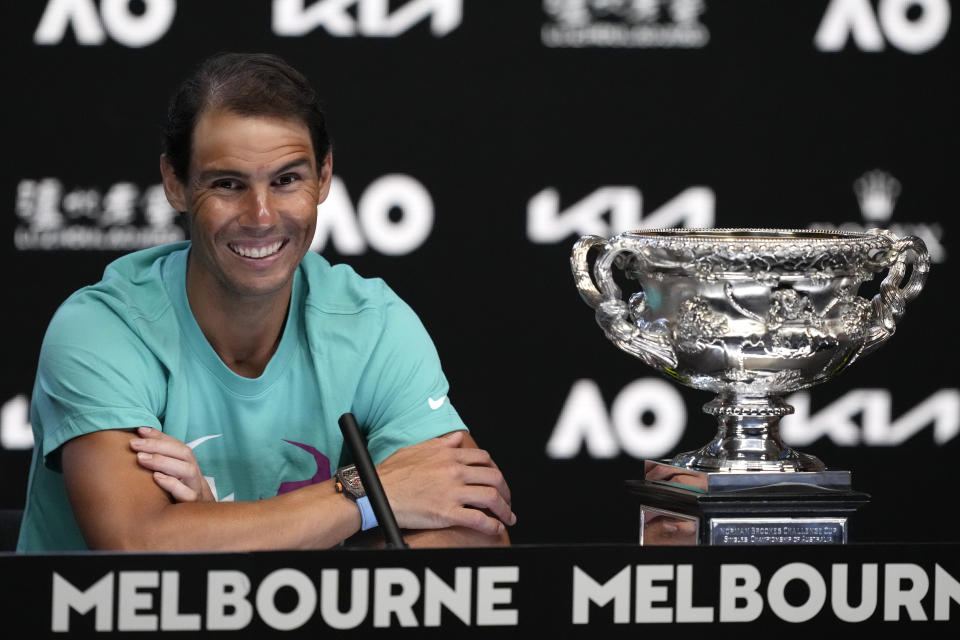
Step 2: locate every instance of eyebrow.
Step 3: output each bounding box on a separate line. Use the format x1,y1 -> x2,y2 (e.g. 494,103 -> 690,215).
195,157 -> 314,183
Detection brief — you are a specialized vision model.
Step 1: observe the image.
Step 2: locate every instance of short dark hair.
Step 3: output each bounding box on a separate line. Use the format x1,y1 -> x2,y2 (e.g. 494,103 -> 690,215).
162,52 -> 331,182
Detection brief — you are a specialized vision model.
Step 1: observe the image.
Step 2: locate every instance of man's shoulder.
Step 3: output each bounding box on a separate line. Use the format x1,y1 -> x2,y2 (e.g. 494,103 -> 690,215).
299,251 -> 398,316
48,242 -> 187,341
101,241 -> 189,286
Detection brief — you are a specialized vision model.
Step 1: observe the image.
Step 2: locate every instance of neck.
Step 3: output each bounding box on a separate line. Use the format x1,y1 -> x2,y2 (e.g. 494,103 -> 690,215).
185,256 -> 292,378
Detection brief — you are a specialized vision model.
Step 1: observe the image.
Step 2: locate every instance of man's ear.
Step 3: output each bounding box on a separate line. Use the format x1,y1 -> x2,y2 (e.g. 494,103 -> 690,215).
316,152 -> 334,204
159,154 -> 188,212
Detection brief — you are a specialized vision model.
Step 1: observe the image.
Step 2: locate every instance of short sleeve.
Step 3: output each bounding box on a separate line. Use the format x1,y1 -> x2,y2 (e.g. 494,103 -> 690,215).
351,287 -> 467,464
32,293 -> 165,467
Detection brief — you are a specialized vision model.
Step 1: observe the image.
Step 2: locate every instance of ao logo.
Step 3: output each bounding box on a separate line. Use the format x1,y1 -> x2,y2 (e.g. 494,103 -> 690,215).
273,0 -> 462,37
1,395 -> 32,450
815,0 -> 951,53
546,379 -> 687,460
527,185 -> 715,243
35,0 -> 176,48
311,175 -> 434,255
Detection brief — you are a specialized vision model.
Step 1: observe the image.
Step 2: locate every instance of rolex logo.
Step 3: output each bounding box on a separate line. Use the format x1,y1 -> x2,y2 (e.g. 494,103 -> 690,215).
854,169 -> 901,223
810,169 -> 945,265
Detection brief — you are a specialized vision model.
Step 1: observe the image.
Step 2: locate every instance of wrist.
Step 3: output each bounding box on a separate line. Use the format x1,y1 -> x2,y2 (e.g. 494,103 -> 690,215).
335,465 -> 379,531
355,495 -> 378,531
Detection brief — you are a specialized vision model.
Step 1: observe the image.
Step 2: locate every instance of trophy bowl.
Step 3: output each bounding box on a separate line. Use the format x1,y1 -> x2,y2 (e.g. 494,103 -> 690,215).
572,228 -> 929,473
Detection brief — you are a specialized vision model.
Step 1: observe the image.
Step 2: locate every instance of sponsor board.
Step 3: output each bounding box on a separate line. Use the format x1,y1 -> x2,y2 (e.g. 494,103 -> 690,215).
782,388 -> 960,447
545,381 -> 959,459
571,560 -> 960,624
0,395 -> 32,451
311,174 -> 434,255
34,0 -> 464,45
4,545 -> 956,633
527,185 -> 715,243
9,385 -> 958,455
815,0 -> 952,53
13,174 -> 435,255
51,566 -> 519,631
14,178 -> 183,251
809,169 -> 947,263
542,0 -> 710,49
272,0 -> 462,37
35,0 -> 177,48
546,379 -> 686,460
49,561 -> 960,630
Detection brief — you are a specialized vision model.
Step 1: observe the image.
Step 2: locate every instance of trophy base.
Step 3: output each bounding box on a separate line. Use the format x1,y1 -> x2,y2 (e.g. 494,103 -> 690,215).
627,461 -> 870,546
669,445 -> 826,473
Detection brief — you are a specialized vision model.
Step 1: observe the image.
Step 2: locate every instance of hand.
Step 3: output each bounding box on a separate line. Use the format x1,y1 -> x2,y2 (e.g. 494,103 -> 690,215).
376,431 -> 516,537
642,515 -> 698,546
643,460 -> 707,489
129,427 -> 215,503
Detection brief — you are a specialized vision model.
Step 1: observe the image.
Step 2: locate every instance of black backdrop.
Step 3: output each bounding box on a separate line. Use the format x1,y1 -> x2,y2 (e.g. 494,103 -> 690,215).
2,1 -> 957,545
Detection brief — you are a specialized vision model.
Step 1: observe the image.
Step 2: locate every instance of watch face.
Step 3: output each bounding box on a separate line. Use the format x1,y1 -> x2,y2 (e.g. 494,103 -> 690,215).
343,474 -> 362,492
338,466 -> 365,498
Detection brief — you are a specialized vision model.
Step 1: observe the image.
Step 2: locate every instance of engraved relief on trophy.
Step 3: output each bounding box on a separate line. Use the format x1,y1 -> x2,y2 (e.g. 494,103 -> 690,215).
675,297 -> 727,353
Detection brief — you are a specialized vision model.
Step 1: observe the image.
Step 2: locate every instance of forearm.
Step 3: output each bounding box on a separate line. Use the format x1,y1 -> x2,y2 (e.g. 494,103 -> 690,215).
347,525 -> 510,549
402,526 -> 510,548
64,430 -> 364,551
66,428 -> 514,552
91,480 -> 362,552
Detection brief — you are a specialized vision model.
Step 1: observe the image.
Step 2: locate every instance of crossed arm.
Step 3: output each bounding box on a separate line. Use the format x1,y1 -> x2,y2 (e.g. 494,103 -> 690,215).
61,427 -> 514,551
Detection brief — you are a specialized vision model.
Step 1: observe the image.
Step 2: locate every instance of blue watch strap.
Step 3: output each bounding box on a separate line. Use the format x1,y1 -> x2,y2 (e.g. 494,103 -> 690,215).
357,495 -> 379,531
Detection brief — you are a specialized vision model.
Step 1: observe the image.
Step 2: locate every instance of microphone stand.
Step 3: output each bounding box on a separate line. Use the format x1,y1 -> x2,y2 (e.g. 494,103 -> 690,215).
338,413 -> 408,549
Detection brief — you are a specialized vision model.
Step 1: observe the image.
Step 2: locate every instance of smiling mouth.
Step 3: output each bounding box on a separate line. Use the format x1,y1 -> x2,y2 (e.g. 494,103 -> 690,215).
228,240 -> 286,259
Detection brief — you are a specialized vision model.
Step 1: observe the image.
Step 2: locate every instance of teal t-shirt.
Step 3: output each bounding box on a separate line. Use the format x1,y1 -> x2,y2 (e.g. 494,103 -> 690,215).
17,242 -> 465,552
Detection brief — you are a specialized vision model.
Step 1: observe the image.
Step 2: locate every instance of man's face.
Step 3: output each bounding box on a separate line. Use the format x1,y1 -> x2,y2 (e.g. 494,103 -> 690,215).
162,108 -> 331,301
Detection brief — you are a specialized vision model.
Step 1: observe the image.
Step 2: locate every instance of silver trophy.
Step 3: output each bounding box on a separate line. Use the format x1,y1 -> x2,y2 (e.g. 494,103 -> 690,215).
572,228 -> 929,545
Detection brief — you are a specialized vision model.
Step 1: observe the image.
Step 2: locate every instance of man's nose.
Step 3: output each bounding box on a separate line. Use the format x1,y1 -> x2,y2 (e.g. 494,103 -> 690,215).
239,187 -> 278,227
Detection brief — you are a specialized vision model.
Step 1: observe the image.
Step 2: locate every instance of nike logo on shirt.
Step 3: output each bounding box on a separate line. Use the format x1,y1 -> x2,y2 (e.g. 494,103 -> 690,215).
428,395 -> 447,410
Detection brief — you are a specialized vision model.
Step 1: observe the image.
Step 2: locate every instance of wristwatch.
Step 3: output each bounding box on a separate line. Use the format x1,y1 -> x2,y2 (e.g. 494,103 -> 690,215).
335,465 -> 378,531
335,464 -> 365,500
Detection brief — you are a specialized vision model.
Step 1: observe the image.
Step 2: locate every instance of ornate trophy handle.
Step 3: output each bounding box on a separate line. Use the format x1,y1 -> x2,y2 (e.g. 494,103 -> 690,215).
571,235 -> 678,369
571,235 -> 607,307
863,231 -> 930,354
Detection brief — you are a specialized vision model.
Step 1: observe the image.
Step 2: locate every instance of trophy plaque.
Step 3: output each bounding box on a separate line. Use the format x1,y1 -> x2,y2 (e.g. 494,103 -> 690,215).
571,228 -> 929,545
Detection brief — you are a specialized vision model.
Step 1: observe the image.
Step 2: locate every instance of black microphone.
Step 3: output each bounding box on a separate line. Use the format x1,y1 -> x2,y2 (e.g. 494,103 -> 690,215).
338,412 -> 408,549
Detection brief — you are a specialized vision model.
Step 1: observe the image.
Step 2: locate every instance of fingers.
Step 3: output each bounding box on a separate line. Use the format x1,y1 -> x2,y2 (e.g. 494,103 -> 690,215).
130,427 -> 195,460
380,467 -> 515,534
452,507 -> 509,537
152,472 -> 200,503
396,445 -> 512,506
449,447 -> 512,505
456,464 -> 512,506
377,433 -> 516,536
454,484 -> 517,528
135,451 -> 199,485
452,446 -> 497,468
129,427 -> 214,503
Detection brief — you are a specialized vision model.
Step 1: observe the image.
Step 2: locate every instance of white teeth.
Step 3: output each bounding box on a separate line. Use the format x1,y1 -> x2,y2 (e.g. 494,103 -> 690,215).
230,240 -> 283,259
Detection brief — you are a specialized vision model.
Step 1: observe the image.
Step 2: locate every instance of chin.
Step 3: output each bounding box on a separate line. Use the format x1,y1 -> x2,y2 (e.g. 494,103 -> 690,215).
243,272 -> 297,296
219,267 -> 295,299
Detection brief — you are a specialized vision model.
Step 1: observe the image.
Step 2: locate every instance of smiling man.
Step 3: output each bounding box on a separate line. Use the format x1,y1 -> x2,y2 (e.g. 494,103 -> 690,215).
17,52 -> 515,552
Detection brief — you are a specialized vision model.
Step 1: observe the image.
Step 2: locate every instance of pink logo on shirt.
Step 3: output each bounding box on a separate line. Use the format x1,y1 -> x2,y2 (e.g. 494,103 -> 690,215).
276,440 -> 331,495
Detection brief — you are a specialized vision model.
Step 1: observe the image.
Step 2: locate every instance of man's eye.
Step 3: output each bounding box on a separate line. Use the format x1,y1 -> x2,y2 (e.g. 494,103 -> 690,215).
276,174 -> 300,186
213,179 -> 241,190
